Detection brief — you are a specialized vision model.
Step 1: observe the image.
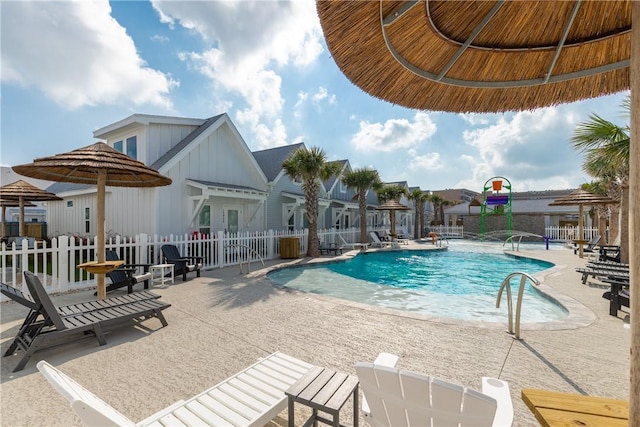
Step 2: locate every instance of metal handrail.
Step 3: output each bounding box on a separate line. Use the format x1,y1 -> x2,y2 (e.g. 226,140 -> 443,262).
225,244 -> 265,274
495,272 -> 540,339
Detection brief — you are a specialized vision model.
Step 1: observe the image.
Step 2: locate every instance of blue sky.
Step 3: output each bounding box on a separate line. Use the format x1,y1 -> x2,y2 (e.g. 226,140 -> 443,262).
1,0 -> 629,193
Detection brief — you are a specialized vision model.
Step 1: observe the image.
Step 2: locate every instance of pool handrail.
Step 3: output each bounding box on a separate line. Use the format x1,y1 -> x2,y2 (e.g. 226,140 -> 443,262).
496,272 -> 540,339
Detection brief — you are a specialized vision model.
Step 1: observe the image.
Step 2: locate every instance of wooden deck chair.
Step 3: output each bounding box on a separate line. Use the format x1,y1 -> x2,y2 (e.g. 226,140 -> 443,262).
338,234 -> 369,250
355,363 -> 513,427
37,351 -> 313,426
161,244 -> 203,281
104,250 -> 152,294
1,282 -> 161,362
574,235 -> 601,255
4,271 -> 170,372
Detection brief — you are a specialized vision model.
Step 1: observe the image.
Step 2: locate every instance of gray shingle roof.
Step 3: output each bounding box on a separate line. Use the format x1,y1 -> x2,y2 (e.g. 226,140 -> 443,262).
252,143 -> 304,182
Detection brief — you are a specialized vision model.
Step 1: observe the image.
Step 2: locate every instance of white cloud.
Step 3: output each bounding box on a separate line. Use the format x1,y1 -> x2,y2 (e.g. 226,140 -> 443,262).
458,113 -> 492,126
152,0 -> 323,145
455,106 -> 589,191
351,112 -> 437,152
407,149 -> 443,171
254,119 -> 288,149
1,0 -> 177,109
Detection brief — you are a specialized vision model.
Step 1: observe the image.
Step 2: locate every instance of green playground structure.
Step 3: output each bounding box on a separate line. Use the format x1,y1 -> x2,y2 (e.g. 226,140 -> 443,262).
480,176 -> 512,241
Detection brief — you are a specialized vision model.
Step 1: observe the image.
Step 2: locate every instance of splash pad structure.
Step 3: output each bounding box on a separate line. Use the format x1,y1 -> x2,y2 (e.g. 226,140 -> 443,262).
480,177 -> 512,241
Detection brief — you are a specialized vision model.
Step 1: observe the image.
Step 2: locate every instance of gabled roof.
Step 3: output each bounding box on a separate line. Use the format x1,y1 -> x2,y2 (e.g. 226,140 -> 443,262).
385,181 -> 409,189
323,159 -> 349,193
151,114 -> 224,170
94,114 -> 205,139
47,182 -> 92,194
252,143 -> 304,182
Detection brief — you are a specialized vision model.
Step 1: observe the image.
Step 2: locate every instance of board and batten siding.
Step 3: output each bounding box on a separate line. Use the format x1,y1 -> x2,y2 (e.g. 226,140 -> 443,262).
156,122 -> 268,237
146,123 -> 200,165
46,188 -> 158,239
264,175 -> 304,231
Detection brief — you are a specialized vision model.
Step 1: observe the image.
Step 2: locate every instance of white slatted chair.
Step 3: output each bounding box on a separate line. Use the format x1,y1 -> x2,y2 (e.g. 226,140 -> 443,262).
37,352 -> 313,427
355,363 -> 513,427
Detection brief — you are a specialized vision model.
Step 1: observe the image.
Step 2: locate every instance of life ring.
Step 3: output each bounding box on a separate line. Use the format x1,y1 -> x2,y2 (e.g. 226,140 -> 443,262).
428,232 -> 436,244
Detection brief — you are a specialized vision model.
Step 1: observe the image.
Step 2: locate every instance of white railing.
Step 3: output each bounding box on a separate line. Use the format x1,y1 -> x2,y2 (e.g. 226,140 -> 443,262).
544,226 -> 601,242
430,225 -> 464,238
0,227 -> 371,297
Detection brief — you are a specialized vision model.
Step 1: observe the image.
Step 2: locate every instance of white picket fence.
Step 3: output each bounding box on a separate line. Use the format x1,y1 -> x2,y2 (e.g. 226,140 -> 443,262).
544,226 -> 601,242
0,227 -> 366,296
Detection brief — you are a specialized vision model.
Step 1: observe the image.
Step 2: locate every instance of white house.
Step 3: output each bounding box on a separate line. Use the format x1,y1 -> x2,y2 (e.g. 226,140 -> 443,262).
253,143 -> 335,231
46,113 -> 269,238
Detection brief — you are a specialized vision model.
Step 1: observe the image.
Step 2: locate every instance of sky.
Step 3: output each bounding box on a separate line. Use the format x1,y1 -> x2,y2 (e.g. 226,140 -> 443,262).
0,0 -> 630,194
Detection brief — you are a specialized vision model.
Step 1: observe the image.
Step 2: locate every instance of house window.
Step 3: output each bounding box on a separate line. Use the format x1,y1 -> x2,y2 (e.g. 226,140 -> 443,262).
113,136 -> 137,160
198,205 -> 211,236
84,207 -> 91,234
126,136 -> 137,159
340,180 -> 346,193
66,201 -> 73,208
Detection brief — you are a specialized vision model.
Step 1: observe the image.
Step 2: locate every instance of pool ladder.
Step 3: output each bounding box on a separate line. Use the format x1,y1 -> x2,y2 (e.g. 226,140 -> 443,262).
495,272 -> 540,339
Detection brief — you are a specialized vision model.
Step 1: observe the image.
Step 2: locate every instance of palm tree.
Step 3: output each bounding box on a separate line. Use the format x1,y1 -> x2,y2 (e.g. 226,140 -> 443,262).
342,168 -> 382,244
408,188 -> 429,239
429,193 -> 444,225
571,95 -> 629,262
282,146 -> 341,257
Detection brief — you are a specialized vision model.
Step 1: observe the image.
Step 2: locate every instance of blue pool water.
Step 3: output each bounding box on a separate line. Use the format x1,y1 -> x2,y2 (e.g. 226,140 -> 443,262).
268,241 -> 569,323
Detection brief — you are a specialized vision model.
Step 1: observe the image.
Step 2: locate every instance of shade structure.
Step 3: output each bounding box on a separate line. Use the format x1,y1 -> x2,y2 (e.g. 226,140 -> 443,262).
549,189 -> 618,258
0,180 -> 61,238
0,198 -> 35,240
318,1 -> 639,423
317,1 -> 631,113
376,199 -> 410,238
12,142 -> 172,299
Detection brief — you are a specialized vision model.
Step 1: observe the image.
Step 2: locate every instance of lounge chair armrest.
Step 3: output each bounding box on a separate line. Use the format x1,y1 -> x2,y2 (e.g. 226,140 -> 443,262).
482,377 -> 513,427
165,257 -> 188,263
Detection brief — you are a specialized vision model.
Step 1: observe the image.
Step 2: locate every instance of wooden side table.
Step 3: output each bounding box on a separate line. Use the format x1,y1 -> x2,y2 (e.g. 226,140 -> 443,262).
286,366 -> 359,427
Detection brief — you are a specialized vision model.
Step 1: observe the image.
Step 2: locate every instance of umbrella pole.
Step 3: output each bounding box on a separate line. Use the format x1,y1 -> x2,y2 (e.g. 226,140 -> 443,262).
96,171 -> 106,300
629,2 -> 639,423
19,196 -> 25,238
578,205 -> 584,258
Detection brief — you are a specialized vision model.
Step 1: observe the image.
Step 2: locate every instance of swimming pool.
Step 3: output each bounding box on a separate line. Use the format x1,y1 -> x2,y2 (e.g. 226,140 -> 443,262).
267,241 -> 569,323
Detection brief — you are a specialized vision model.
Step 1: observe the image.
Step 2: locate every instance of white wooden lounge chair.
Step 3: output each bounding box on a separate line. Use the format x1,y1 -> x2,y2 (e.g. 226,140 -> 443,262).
37,352 -> 313,426
355,362 -> 513,427
338,234 -> 369,250
369,232 -> 400,248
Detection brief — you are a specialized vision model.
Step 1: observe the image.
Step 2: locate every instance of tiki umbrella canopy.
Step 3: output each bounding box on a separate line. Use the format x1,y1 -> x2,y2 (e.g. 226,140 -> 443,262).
12,142 -> 172,299
0,180 -> 61,238
376,199 -> 410,238
549,189 -> 618,258
318,0 -> 639,421
316,1 -> 631,113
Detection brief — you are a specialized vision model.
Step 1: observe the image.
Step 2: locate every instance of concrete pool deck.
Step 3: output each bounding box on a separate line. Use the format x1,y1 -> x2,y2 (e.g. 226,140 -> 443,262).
0,242 -> 630,426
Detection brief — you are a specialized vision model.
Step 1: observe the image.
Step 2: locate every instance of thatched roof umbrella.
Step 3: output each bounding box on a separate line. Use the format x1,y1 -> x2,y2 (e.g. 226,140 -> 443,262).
0,180 -> 61,238
376,199 -> 410,239
12,142 -> 172,299
549,189 -> 618,258
317,0 -> 639,420
0,198 -> 35,240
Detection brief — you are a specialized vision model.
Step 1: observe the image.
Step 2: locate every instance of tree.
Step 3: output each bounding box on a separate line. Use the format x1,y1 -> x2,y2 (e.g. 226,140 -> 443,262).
408,188 -> 429,239
282,146 -> 341,257
571,95 -> 630,262
342,168 -> 382,244
429,193 -> 444,225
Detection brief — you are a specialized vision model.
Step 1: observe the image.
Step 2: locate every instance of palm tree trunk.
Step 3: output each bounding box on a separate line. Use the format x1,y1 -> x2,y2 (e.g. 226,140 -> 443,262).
609,205 -> 620,245
359,193 -> 368,243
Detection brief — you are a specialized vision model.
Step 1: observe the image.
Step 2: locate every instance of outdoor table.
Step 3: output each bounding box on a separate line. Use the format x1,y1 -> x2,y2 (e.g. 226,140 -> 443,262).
77,260 -> 124,275
286,366 -> 359,427
572,239 -> 590,258
522,388 -> 628,427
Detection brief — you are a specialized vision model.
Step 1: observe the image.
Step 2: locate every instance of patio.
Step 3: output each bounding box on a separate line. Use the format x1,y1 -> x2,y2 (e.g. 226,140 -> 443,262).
0,245 -> 630,426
